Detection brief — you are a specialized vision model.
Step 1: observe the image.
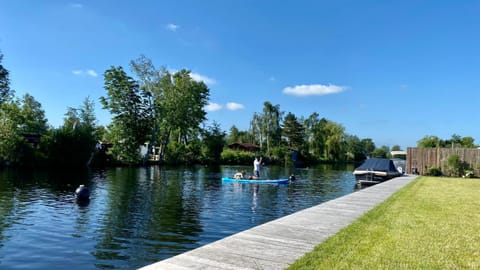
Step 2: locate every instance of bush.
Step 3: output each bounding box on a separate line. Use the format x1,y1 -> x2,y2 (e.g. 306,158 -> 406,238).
426,166 -> 442,176
220,149 -> 255,165
444,154 -> 470,177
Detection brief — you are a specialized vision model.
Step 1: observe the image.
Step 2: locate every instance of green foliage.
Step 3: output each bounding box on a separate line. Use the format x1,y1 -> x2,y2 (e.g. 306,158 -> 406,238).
250,102 -> 283,153
418,134 -> 477,148
444,154 -> 469,177
100,66 -> 152,165
391,145 -> 401,151
201,122 -> 226,165
372,145 -> 390,158
164,141 -> 186,165
425,165 -> 442,176
220,149 -> 255,165
19,93 -> 48,135
344,135 -> 365,162
282,112 -> 306,150
0,51 -> 13,104
40,126 -> 96,168
268,146 -> 292,166
0,102 -> 24,165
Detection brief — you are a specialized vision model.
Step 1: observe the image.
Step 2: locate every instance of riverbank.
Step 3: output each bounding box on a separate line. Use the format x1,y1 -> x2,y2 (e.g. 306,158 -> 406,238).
288,176 -> 480,269
139,175 -> 417,269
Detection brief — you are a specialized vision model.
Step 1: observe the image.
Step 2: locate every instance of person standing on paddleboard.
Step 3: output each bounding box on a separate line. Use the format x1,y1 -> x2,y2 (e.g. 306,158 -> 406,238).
253,156 -> 262,179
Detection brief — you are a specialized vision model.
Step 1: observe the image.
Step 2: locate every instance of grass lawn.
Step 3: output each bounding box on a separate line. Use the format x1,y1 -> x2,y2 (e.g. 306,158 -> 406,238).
287,176 -> 480,270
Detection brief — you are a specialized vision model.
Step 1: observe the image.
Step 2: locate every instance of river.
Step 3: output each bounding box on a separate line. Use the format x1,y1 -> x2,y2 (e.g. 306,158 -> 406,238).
0,164 -> 357,269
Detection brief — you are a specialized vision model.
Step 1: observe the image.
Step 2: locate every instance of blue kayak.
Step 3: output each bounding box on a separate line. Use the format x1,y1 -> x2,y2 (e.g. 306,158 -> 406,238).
221,177 -> 289,184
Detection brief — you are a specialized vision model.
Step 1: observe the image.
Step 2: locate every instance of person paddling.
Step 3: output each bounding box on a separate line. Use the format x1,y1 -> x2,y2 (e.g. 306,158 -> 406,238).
252,156 -> 262,179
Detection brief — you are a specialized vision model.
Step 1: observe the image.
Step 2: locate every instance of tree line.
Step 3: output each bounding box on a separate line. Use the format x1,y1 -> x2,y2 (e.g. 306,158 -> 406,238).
0,51 -> 477,168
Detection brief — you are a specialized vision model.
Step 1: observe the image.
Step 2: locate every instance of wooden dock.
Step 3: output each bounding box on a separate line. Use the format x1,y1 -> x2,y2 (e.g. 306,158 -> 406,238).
139,175 -> 417,270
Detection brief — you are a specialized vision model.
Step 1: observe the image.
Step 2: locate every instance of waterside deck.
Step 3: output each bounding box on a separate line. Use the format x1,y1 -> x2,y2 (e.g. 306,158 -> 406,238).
140,175 -> 418,270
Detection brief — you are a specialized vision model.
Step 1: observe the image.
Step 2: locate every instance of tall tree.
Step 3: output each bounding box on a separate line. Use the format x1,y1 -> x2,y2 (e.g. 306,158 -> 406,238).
323,121 -> 346,161
19,93 -> 48,135
360,138 -> 376,157
344,135 -> 365,161
262,102 -> 282,153
100,66 -> 152,164
0,101 -> 23,164
159,69 -> 209,147
130,55 -> 164,162
0,52 -> 13,104
201,121 -> 226,164
282,112 -> 305,150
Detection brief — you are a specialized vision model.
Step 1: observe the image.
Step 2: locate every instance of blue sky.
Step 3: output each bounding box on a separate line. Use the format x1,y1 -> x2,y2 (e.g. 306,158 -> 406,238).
1,1 -> 480,149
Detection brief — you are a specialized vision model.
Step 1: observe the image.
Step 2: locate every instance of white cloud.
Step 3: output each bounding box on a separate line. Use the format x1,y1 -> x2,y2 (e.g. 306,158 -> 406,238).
86,69 -> 98,77
72,69 -> 98,77
226,102 -> 244,111
70,3 -> 83,8
205,102 -> 223,112
283,84 -> 347,97
165,23 -> 180,32
190,72 -> 217,85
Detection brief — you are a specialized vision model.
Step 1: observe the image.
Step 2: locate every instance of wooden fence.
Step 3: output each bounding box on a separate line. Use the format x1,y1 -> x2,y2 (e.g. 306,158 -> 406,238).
406,147 -> 480,175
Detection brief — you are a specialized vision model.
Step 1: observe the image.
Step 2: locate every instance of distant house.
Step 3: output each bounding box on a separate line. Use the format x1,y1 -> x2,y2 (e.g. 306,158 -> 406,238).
227,142 -> 260,152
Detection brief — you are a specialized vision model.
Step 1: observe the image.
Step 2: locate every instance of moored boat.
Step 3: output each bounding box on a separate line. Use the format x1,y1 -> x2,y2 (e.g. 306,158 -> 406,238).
353,158 -> 402,185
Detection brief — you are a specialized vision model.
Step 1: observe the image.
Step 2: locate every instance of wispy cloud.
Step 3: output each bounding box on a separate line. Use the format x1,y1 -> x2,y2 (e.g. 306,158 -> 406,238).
205,102 -> 245,112
283,84 -> 347,97
72,69 -> 98,77
205,102 -> 223,112
226,102 -> 244,111
70,3 -> 83,8
165,23 -> 180,32
190,72 -> 217,85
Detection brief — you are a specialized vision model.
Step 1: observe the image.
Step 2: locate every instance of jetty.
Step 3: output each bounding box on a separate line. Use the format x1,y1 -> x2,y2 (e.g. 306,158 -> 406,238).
140,175 -> 417,270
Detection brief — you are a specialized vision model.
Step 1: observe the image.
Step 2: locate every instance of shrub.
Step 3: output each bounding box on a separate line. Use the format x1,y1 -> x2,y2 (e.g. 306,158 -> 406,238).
426,165 -> 442,176
445,154 -> 467,177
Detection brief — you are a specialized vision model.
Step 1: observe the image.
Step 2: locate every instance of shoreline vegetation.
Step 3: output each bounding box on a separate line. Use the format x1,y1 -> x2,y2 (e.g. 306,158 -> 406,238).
1,51 -> 477,169
288,176 -> 480,269
1,51 -> 398,169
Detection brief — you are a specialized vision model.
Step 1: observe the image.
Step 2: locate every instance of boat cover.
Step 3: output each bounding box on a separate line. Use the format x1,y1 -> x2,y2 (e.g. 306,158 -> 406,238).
354,158 -> 398,172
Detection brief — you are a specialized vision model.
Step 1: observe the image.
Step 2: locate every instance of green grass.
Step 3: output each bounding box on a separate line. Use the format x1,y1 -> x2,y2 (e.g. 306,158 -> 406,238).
287,176 -> 480,270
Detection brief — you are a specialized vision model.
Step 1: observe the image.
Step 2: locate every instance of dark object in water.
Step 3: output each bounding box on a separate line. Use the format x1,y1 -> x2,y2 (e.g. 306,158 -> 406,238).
75,185 -> 90,200
289,174 -> 296,181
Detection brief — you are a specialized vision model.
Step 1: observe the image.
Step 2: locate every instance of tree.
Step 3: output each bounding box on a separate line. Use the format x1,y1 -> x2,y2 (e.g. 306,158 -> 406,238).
0,101 -> 23,164
344,135 -> 365,161
40,97 -> 98,168
100,66 -> 152,164
227,125 -> 240,144
130,55 -> 164,162
19,93 -> 48,135
372,145 -> 390,158
360,138 -> 376,157
157,69 -> 210,162
323,121 -> 346,161
0,52 -> 13,104
249,102 -> 282,154
417,135 -> 442,148
201,122 -> 226,164
391,145 -> 402,151
261,102 -> 282,153
282,112 -> 305,150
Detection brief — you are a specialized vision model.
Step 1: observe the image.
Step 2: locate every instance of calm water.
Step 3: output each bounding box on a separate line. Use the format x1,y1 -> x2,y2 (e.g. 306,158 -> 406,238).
0,164 -> 356,269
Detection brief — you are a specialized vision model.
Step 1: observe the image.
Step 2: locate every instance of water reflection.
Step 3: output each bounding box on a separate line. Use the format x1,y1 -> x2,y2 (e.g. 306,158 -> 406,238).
0,164 -> 357,269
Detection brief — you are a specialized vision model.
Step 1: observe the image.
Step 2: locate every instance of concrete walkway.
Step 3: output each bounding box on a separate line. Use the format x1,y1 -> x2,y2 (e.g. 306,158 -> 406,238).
140,175 -> 418,270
